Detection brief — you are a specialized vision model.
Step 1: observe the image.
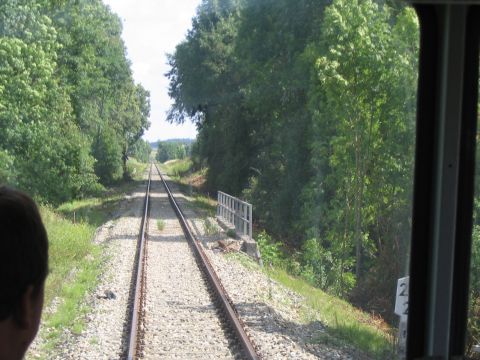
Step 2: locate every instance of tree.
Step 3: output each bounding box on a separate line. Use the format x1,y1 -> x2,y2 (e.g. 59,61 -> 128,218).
129,139 -> 152,163
167,0 -> 419,318
307,1 -> 418,303
0,0 -> 98,202
51,0 -> 150,181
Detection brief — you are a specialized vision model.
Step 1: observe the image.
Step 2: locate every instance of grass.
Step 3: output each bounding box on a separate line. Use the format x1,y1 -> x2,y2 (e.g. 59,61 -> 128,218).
35,207 -> 102,357
157,219 -> 165,231
28,159 -> 149,359
225,253 -> 395,359
192,195 -> 216,216
126,157 -> 149,181
160,160 -> 216,216
56,195 -> 122,227
162,158 -> 193,180
56,158 -> 148,226
270,269 -> 395,358
203,217 -> 219,236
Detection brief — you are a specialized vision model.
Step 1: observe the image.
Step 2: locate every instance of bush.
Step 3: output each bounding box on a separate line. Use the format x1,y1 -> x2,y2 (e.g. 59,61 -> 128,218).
164,159 -> 193,178
256,231 -> 284,266
301,238 -> 330,288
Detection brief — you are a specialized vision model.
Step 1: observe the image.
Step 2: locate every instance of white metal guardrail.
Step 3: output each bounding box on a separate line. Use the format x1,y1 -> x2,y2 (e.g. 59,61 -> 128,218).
217,191 -> 252,240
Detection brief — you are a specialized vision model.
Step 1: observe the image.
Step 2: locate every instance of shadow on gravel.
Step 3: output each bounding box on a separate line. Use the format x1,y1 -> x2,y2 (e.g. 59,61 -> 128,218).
147,234 -> 188,243
234,301 -> 381,360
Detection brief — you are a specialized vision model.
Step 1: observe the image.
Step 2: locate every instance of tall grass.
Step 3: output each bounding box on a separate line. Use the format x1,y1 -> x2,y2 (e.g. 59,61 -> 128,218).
126,157 -> 149,181
36,207 -> 101,356
252,231 -> 395,357
162,158 -> 193,179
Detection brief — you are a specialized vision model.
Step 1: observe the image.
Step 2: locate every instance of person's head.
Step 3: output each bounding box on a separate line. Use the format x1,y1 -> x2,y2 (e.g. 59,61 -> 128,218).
0,186 -> 48,360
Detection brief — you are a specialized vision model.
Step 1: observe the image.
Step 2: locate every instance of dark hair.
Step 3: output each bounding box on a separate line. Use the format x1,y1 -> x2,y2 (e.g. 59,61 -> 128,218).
0,186 -> 49,321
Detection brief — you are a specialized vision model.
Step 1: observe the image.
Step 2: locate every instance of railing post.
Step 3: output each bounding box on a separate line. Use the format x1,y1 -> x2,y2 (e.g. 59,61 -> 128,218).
228,196 -> 230,222
229,196 -> 232,224
236,201 -> 239,232
221,193 -> 224,219
216,192 -> 253,241
243,204 -> 247,236
249,203 -> 252,240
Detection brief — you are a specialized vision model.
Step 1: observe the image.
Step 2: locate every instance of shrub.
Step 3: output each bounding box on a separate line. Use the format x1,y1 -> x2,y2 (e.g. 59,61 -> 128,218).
256,231 -> 284,266
203,218 -> 219,236
157,219 -> 165,231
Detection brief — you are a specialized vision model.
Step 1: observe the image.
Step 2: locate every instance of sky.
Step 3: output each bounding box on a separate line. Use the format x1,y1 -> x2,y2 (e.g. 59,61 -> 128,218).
102,0 -> 200,142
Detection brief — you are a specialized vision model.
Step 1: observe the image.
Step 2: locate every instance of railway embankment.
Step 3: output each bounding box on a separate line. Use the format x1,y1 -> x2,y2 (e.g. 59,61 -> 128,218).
161,159 -> 395,359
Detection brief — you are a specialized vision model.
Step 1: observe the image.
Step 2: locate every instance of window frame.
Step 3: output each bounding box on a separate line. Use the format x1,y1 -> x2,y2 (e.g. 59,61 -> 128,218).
407,2 -> 480,358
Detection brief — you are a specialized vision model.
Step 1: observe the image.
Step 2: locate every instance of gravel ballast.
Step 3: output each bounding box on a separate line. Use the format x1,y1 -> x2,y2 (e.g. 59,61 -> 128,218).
167,176 -> 372,360
28,176 -> 148,360
141,170 -> 240,359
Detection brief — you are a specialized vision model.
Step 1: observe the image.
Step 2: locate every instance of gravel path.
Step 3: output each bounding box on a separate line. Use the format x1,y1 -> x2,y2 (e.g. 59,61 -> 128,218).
141,170 -> 241,359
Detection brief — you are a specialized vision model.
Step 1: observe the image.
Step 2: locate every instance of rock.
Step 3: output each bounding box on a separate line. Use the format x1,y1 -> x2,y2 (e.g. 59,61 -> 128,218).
217,239 -> 242,252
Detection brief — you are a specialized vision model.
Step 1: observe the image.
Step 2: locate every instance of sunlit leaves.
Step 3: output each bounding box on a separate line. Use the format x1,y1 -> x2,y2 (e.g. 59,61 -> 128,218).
0,0 -> 149,202
167,0 -> 419,312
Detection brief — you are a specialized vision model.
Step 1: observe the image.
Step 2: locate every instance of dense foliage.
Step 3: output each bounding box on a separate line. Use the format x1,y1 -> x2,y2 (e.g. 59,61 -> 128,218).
155,139 -> 193,163
129,139 -> 152,164
0,0 -> 150,203
167,0 -> 419,323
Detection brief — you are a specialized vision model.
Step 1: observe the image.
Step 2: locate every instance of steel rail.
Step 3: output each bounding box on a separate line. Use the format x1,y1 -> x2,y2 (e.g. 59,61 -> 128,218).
127,164 -> 152,360
154,163 -> 260,360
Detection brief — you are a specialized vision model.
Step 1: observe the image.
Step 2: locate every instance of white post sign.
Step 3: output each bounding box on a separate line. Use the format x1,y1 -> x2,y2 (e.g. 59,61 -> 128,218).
395,276 -> 409,359
395,276 -> 409,318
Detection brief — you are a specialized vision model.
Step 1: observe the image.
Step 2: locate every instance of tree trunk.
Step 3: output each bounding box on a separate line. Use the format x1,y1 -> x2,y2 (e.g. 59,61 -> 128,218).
122,145 -> 128,180
354,140 -> 363,279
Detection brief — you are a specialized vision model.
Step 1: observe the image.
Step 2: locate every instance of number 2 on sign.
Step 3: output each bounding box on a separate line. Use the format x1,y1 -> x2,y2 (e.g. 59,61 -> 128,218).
403,301 -> 408,315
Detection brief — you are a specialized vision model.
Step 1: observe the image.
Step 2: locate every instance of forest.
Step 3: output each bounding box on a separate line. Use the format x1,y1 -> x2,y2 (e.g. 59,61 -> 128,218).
167,0 -> 424,324
155,139 -> 193,163
0,0 -> 150,204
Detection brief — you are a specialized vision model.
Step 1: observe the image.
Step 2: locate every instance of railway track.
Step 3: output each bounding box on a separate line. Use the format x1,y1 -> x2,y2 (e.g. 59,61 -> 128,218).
126,163 -> 260,359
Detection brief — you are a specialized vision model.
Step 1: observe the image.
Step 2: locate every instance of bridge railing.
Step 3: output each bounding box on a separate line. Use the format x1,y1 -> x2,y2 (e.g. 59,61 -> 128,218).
216,191 -> 252,240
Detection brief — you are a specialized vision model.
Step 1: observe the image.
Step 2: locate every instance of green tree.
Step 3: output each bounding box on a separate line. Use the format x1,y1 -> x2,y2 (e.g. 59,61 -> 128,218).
0,0 -> 98,203
129,139 -> 152,163
307,1 -> 418,301
92,126 -> 123,184
50,0 -> 150,181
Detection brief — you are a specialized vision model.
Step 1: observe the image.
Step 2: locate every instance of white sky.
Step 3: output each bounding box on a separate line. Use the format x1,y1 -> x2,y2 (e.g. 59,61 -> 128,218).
102,0 -> 200,142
